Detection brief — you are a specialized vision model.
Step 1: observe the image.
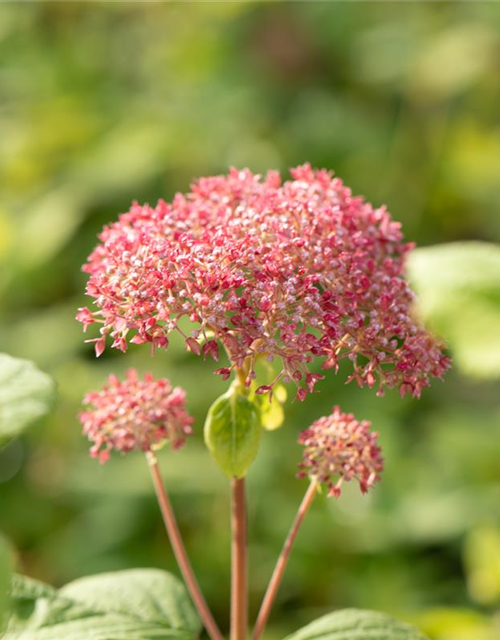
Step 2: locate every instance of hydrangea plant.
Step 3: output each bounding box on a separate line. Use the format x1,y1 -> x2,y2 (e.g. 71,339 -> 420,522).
2,166 -> 450,640
75,165 -> 449,640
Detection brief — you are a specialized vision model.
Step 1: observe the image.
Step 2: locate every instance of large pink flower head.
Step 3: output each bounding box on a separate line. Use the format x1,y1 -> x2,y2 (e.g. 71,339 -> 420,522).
78,164 -> 449,400
79,369 -> 193,463
297,405 -> 383,498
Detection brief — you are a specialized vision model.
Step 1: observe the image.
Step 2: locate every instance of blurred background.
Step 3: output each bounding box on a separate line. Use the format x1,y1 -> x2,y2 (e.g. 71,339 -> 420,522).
0,3 -> 499,640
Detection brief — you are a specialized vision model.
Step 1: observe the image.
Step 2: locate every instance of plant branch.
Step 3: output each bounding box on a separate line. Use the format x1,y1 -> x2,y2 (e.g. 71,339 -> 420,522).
252,481 -> 317,640
231,477 -> 248,640
147,453 -> 224,640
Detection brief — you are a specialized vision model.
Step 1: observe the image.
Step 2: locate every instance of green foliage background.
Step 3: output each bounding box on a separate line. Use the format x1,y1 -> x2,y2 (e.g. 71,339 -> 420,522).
0,3 -> 499,639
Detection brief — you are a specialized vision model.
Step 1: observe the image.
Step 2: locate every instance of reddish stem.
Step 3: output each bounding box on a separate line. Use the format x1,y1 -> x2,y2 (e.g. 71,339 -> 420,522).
148,454 -> 224,640
252,481 -> 317,640
231,477 -> 248,640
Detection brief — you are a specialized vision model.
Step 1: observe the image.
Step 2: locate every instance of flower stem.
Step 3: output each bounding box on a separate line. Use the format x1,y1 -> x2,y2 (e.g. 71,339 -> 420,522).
231,477 -> 248,640
252,481 -> 317,640
147,453 -> 224,640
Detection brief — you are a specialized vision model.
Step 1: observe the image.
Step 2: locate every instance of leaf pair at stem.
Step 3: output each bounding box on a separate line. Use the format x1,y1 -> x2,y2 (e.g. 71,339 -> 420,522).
2,569 -> 428,640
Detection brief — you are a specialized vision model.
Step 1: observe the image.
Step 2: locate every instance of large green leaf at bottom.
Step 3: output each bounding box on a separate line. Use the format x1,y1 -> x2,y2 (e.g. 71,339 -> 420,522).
284,609 -> 429,640
4,571 -> 199,640
5,615 -> 191,640
60,569 -> 200,634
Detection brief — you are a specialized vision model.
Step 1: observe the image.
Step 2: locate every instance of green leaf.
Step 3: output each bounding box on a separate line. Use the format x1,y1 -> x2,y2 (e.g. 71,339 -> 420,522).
407,241 -> 500,379
285,609 -> 429,640
60,569 -> 200,634
6,615 -> 192,640
204,384 -> 261,478
4,571 -> 199,640
10,574 -> 57,600
0,354 -> 56,445
7,575 -> 89,636
0,535 -> 13,632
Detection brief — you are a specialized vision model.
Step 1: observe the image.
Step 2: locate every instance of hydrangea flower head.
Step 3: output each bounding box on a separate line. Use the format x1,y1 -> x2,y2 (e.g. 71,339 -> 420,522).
78,164 -> 449,400
297,405 -> 383,497
79,369 -> 193,463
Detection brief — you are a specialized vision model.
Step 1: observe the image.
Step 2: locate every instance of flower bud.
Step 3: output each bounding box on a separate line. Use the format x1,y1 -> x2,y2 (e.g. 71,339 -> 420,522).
298,405 -> 383,498
79,369 -> 193,463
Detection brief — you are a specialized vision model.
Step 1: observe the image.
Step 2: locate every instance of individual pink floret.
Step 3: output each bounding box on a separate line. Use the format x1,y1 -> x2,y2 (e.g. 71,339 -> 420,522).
79,369 -> 193,463
78,164 -> 449,400
297,405 -> 383,497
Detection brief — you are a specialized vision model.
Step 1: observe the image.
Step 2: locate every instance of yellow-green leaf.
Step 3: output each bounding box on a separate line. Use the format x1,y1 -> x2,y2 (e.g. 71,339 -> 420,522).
204,385 -> 261,478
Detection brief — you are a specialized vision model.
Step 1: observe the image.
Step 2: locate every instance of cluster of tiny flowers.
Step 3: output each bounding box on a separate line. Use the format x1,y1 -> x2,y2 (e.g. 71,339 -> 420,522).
78,164 -> 450,400
297,405 -> 383,497
79,369 -> 193,463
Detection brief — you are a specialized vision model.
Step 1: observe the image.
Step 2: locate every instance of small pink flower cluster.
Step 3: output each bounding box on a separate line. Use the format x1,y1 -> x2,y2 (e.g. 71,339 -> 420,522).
78,164 -> 449,400
79,369 -> 193,463
297,405 -> 383,497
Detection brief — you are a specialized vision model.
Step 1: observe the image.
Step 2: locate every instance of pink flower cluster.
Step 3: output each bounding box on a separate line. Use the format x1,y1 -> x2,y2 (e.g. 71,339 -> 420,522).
297,405 -> 383,497
78,164 -> 449,400
79,369 -> 193,463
